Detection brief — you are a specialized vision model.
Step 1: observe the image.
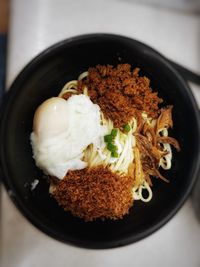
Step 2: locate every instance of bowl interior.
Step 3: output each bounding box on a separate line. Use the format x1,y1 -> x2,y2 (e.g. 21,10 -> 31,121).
0,34 -> 199,248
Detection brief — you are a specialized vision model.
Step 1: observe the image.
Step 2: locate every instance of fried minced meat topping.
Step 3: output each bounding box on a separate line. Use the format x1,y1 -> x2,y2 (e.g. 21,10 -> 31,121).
78,64 -> 163,128
52,167 -> 134,221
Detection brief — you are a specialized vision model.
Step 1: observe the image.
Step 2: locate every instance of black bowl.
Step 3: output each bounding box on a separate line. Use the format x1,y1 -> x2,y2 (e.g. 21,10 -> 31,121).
0,34 -> 200,249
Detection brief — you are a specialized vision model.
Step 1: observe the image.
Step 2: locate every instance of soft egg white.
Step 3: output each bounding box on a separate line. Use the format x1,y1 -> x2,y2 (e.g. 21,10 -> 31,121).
31,95 -> 104,179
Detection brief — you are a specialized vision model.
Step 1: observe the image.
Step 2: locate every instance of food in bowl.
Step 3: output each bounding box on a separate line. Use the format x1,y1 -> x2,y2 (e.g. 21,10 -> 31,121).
30,63 -> 180,221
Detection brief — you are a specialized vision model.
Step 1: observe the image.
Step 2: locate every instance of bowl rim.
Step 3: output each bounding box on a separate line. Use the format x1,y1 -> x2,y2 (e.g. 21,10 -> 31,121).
0,33 -> 200,249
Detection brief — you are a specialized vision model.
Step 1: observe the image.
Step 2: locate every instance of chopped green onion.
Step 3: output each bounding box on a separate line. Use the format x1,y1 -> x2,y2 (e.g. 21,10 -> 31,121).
123,123 -> 131,133
104,134 -> 113,143
107,143 -> 117,152
104,128 -> 119,155
111,128 -> 118,137
104,128 -> 118,143
111,151 -> 119,158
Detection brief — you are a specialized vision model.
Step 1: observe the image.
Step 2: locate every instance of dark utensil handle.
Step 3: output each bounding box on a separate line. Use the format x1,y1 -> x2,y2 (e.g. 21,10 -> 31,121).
168,59 -> 200,85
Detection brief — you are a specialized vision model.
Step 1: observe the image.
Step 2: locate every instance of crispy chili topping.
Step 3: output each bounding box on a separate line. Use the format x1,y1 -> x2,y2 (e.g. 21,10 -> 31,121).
78,64 -> 163,127
52,167 -> 134,221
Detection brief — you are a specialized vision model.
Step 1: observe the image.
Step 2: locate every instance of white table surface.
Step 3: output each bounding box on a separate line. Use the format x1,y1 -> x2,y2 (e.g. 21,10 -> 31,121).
1,0 -> 200,267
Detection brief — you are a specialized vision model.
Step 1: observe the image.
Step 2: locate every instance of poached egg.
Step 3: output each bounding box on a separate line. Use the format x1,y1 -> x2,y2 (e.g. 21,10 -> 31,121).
31,95 -> 104,179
